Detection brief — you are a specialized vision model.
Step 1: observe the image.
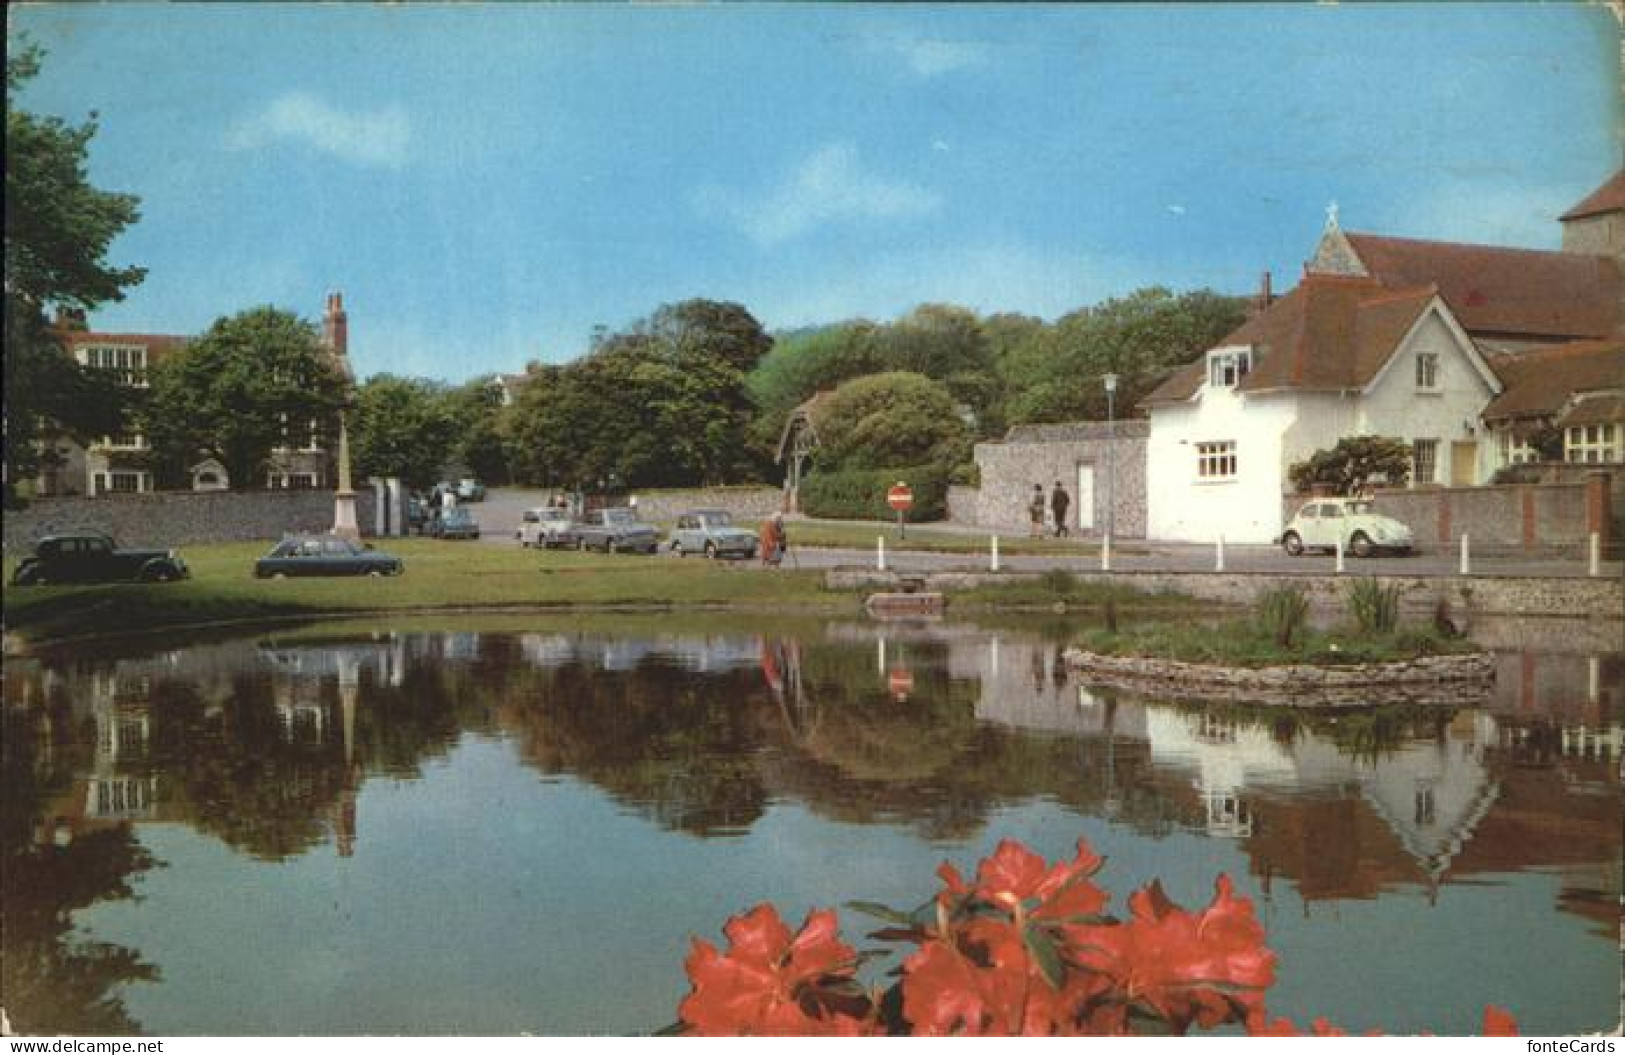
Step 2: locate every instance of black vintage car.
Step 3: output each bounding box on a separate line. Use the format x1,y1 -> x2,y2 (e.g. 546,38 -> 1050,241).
254,535 -> 404,578
11,533 -> 190,585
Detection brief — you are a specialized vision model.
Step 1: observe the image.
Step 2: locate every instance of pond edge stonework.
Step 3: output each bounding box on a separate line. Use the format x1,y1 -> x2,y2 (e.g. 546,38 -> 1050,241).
1062,648 -> 1496,708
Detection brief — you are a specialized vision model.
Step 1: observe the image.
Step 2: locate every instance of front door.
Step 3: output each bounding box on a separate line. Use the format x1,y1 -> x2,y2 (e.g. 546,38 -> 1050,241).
1450,441 -> 1477,486
1075,465 -> 1095,531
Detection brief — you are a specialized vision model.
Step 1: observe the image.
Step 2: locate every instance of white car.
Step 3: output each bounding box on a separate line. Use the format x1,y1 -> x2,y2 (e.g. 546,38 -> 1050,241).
1279,498 -> 1414,558
516,507 -> 578,548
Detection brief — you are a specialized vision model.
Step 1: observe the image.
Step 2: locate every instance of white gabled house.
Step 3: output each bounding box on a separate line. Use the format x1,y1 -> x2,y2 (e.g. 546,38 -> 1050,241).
1143,270 -> 1502,544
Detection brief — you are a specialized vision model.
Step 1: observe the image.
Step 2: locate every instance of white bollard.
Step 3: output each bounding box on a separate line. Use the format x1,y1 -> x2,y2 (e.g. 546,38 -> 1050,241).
990,535 -> 1000,572
1590,532 -> 1601,577
1334,535 -> 1345,574
1459,533 -> 1470,576
877,535 -> 886,571
1215,534 -> 1226,573
1102,532 -> 1112,572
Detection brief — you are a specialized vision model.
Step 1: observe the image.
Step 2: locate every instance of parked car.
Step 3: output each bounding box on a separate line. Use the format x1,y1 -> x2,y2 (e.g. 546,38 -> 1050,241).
517,507 -> 579,548
255,535 -> 404,578
456,478 -> 486,502
574,507 -> 659,554
1278,498 -> 1414,557
431,506 -> 482,539
11,533 -> 189,586
668,509 -> 758,559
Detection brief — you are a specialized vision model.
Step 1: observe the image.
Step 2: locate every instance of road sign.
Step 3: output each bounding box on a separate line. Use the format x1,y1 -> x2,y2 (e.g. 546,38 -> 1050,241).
888,667 -> 914,700
887,483 -> 914,511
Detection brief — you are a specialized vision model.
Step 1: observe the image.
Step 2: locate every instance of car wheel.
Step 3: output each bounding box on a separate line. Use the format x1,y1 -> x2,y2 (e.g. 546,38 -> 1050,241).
705,542 -> 718,559
672,541 -> 685,557
273,572 -> 288,580
368,568 -> 384,578
1350,532 -> 1374,558
1281,532 -> 1304,557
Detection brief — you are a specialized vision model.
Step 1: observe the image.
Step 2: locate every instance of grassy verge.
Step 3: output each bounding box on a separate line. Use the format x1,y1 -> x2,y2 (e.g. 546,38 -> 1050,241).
1071,620 -> 1475,668
2,540 -> 852,645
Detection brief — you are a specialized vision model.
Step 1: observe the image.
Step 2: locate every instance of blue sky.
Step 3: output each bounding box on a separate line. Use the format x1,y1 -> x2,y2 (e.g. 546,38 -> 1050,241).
10,3 -> 1620,382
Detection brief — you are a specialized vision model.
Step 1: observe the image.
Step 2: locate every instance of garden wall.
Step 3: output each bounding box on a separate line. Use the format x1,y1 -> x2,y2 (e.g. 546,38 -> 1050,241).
1280,471 -> 1617,558
4,489 -> 382,554
628,487 -> 784,522
964,420 -> 1149,537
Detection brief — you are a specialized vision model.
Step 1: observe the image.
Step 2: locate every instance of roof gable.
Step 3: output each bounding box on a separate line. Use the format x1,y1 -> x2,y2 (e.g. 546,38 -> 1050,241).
1560,169 -> 1625,221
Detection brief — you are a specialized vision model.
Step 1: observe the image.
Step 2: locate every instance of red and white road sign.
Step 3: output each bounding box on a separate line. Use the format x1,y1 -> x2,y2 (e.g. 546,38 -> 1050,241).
887,482 -> 914,511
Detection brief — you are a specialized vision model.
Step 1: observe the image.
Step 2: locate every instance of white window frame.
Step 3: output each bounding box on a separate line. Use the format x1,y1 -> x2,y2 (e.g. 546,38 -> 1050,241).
267,472 -> 321,490
93,470 -> 150,495
101,430 -> 148,451
1207,349 -> 1251,389
1497,431 -> 1537,467
1565,423 -> 1621,464
1195,440 -> 1237,481
1412,438 -> 1439,486
1415,352 -> 1439,391
76,344 -> 149,387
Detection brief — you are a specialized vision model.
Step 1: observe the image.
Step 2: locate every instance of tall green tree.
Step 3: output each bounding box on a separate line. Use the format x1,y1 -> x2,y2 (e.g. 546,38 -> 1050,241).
352,375 -> 460,491
4,43 -> 144,504
143,308 -> 348,489
443,377 -> 512,485
998,287 -> 1247,426
813,371 -> 970,472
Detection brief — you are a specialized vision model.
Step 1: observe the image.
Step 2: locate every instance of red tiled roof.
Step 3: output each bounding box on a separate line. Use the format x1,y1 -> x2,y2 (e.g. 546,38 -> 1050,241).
1344,232 -> 1621,340
1481,338 -> 1625,421
1557,393 -> 1625,428
56,331 -> 189,350
1141,276 -> 1438,405
1559,170 -> 1625,221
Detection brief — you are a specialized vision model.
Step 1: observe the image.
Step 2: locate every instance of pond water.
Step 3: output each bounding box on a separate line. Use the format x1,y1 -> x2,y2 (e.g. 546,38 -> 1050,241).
3,613 -> 1620,1036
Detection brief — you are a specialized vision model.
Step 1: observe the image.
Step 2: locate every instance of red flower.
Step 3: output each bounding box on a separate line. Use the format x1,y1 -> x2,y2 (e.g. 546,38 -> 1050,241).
938,838 -> 1108,923
1069,875 -> 1275,1031
1482,1006 -> 1518,1036
679,904 -> 871,1036
901,918 -> 1113,1036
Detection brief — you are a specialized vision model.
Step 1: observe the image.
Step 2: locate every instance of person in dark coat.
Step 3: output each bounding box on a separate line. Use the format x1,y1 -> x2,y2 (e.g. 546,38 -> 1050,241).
1051,481 -> 1071,537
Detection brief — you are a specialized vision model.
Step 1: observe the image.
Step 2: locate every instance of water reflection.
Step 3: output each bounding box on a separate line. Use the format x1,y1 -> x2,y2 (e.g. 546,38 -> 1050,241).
1,616 -> 1619,1035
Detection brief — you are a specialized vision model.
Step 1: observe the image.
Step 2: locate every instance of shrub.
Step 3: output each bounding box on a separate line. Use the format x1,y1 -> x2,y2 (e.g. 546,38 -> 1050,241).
1346,576 -> 1401,634
800,464 -> 949,521
672,836 -> 1520,1036
1038,569 -> 1078,596
1255,583 -> 1309,648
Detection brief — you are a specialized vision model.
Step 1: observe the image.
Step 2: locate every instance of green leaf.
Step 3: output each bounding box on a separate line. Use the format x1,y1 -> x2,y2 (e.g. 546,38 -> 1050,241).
1023,923 -> 1066,989
845,900 -> 914,927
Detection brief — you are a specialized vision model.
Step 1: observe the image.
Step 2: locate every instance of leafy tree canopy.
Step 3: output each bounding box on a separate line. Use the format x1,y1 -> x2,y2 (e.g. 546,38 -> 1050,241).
812,371 -> 970,472
143,307 -> 348,490
1288,435 -> 1413,495
352,374 -> 461,491
4,43 -> 144,503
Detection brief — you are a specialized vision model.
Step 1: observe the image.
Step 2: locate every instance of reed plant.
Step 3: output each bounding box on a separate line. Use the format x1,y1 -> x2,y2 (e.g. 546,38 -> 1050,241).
1254,582 -> 1310,648
1346,576 -> 1402,634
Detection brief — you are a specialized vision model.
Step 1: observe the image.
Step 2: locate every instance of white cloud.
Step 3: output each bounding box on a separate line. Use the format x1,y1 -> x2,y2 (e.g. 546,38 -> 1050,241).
703,143 -> 942,246
229,92 -> 411,168
866,30 -> 988,78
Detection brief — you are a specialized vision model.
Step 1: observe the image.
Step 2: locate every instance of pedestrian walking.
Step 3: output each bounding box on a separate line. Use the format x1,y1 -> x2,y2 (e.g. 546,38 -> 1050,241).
761,512 -> 786,567
1028,484 -> 1046,538
1051,481 -> 1071,538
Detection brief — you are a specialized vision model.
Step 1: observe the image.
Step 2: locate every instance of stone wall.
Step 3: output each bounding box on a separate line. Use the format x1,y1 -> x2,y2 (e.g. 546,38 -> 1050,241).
1282,472 -> 1616,557
4,489 -> 381,554
965,420 -> 1148,536
825,567 -> 1623,620
628,487 -> 784,523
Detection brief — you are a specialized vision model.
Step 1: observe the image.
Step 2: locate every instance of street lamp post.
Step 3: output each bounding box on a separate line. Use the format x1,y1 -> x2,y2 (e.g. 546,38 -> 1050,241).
1103,373 -> 1118,549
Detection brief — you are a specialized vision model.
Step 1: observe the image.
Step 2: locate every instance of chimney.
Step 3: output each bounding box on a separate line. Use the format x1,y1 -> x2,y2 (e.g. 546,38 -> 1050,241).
1247,271 -> 1274,320
323,292 -> 348,356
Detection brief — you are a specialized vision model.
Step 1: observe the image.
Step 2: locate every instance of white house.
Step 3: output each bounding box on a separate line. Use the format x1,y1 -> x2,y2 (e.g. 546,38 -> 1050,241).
1144,263 -> 1502,544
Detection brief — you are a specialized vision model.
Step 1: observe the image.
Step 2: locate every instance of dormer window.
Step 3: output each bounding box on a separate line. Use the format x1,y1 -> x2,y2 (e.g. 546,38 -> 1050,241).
1415,352 -> 1439,390
1208,349 -> 1251,389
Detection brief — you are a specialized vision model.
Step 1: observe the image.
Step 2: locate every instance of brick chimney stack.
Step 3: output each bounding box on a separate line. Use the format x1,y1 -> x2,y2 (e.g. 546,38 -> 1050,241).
323,291 -> 348,357
1246,271 -> 1274,320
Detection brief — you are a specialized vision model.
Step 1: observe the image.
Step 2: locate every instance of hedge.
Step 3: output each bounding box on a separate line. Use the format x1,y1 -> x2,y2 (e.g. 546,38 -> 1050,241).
800,464 -> 949,521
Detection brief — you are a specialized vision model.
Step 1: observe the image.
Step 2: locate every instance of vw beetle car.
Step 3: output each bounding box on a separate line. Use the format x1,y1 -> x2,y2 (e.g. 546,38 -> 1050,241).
668,509 -> 758,559
11,533 -> 189,585
255,535 -> 404,578
1279,498 -> 1414,557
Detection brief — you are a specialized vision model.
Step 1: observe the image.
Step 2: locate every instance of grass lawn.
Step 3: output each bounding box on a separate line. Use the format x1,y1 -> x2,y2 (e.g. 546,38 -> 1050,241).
1071,620 -> 1476,667
2,539 -> 853,645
